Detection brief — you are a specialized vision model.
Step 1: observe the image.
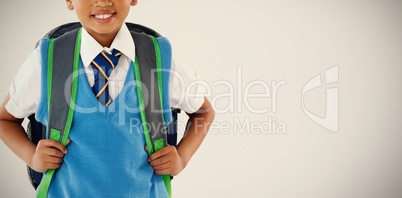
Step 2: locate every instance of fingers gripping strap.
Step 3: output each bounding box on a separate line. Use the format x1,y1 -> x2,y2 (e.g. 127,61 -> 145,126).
37,28 -> 81,198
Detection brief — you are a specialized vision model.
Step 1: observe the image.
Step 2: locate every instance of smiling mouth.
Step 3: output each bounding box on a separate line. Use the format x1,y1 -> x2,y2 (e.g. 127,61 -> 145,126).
93,13 -> 115,19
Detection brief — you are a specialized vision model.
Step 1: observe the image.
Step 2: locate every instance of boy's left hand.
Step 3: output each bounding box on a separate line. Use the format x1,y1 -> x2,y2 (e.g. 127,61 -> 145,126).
146,145 -> 186,176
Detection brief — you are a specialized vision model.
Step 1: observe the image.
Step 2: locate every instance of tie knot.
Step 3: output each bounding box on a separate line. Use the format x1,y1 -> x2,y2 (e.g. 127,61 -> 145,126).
102,49 -> 121,70
92,49 -> 121,75
111,49 -> 122,57
91,49 -> 122,106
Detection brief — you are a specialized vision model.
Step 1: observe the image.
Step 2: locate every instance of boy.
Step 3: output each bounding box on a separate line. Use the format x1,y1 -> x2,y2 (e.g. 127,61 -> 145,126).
0,0 -> 215,197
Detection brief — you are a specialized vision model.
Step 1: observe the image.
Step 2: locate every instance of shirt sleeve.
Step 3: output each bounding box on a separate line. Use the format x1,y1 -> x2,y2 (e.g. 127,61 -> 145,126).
5,47 -> 41,119
169,54 -> 206,114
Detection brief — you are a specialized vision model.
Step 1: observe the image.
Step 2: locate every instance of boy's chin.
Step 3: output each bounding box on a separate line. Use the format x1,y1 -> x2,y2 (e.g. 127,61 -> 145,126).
85,24 -> 122,36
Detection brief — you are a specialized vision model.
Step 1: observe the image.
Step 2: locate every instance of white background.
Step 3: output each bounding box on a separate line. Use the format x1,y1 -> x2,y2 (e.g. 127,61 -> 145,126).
1,0 -> 402,197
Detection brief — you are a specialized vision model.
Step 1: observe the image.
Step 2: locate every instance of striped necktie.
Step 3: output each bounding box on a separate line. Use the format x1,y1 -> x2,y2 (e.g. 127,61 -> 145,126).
91,49 -> 122,106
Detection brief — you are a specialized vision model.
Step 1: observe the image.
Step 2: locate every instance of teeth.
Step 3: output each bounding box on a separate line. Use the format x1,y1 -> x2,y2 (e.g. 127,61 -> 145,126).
94,14 -> 112,19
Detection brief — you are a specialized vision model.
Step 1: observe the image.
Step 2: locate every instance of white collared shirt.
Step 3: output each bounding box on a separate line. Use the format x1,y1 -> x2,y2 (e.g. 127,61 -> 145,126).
6,24 -> 205,118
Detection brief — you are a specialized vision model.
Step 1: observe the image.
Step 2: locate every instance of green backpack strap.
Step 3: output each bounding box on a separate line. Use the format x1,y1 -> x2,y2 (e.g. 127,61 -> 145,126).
130,32 -> 172,198
36,28 -> 82,198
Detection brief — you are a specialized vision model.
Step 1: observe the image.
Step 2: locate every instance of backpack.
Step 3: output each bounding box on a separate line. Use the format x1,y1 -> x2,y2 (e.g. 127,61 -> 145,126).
25,22 -> 180,198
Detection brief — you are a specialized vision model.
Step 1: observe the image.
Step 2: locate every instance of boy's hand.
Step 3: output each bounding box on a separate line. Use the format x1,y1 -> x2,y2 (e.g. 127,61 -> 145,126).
146,145 -> 186,176
30,138 -> 70,173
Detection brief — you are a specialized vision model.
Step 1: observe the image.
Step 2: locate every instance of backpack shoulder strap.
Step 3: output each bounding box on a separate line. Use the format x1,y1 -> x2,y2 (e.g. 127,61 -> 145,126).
156,37 -> 180,147
156,37 -> 173,125
130,32 -> 169,154
47,28 -> 81,144
130,32 -> 172,198
36,28 -> 82,198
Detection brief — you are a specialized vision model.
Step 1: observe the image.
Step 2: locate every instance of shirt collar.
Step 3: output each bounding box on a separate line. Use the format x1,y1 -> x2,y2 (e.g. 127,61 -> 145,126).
80,23 -> 136,68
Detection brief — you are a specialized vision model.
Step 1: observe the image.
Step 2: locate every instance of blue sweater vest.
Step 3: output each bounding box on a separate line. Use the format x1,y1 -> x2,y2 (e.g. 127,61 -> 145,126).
35,37 -> 173,197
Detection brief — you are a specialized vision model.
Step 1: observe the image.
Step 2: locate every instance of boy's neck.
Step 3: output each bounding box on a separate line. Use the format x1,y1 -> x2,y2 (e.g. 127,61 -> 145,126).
89,31 -> 118,48
82,25 -> 120,48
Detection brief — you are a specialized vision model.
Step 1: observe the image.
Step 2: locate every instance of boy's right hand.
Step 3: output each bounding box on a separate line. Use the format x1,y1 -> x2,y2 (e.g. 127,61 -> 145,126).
30,138 -> 70,173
